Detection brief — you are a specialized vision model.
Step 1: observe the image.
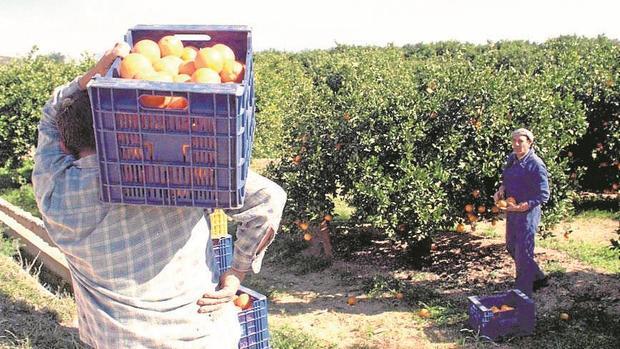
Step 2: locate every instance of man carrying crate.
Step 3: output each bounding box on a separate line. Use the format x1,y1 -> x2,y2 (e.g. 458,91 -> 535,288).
32,43 -> 286,348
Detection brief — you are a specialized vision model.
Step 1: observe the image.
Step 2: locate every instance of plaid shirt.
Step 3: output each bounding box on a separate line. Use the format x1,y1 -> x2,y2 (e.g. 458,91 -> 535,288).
32,78 -> 286,348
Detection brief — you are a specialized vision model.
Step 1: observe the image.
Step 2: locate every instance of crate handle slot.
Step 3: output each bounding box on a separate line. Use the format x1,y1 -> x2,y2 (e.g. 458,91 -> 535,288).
138,95 -> 170,109
175,34 -> 212,43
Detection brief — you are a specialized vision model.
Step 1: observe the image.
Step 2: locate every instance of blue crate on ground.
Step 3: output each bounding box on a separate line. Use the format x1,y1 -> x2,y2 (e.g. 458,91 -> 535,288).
212,234 -> 233,274
467,289 -> 535,341
88,25 -> 255,209
237,286 -> 270,349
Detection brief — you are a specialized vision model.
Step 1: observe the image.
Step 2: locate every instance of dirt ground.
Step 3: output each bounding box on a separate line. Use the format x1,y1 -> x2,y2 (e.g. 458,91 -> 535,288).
245,216 -> 620,349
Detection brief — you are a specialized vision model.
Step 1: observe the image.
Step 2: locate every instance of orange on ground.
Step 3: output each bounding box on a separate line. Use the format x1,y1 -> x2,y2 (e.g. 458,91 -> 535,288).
158,35 -> 184,57
347,296 -> 357,306
456,223 -> 465,233
195,47 -> 225,73
467,214 -> 478,223
181,46 -> 199,61
120,53 -> 153,79
293,155 -> 302,165
191,68 -> 221,84
132,39 -> 161,64
220,60 -> 245,83
324,214 -> 333,222
303,233 -> 312,241
153,56 -> 184,76
464,204 -> 474,213
477,206 -> 486,213
298,222 -> 309,231
418,309 -> 431,318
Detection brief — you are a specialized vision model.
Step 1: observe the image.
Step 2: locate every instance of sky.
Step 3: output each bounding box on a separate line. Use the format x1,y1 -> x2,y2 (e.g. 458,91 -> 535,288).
2,0 -> 620,59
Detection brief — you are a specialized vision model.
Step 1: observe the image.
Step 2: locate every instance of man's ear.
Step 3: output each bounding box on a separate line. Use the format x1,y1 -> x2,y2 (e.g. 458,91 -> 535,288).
59,140 -> 70,155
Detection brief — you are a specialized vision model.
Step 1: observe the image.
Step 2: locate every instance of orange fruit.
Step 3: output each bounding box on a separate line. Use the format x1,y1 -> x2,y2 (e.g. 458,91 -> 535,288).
293,155 -> 302,165
477,206 -> 486,214
418,309 -> 431,318
158,35 -> 184,57
120,53 -> 153,79
212,43 -> 235,62
132,39 -> 161,64
153,56 -> 184,76
173,74 -> 191,83
303,233 -> 312,241
191,68 -> 221,84
324,214 -> 333,222
299,222 -> 309,231
195,47 -> 225,73
491,206 -> 500,214
136,72 -> 173,108
467,214 -> 478,223
234,293 -> 251,310
167,97 -> 188,109
220,60 -> 245,83
178,61 -> 196,76
456,223 -> 465,233
464,204 -> 474,213
347,296 -> 357,306
181,46 -> 199,61
496,200 -> 508,209
500,304 -> 514,311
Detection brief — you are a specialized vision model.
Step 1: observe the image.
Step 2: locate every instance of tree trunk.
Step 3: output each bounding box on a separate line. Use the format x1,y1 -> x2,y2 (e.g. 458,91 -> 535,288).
302,220 -> 334,258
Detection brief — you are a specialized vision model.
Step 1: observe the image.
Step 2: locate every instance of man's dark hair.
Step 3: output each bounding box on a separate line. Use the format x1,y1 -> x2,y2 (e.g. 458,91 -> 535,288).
57,90 -> 96,158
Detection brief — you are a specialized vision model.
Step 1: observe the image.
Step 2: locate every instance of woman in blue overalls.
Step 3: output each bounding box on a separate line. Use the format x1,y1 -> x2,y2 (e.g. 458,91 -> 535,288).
494,128 -> 550,297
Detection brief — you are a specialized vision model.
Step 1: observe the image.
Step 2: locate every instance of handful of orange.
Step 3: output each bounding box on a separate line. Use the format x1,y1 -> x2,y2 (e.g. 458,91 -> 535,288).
119,36 -> 246,108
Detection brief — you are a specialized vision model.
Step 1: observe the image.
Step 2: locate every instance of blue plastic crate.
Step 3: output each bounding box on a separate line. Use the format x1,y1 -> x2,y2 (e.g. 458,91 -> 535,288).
212,234 -> 233,274
237,286 -> 270,349
87,25 -> 255,209
467,289 -> 535,341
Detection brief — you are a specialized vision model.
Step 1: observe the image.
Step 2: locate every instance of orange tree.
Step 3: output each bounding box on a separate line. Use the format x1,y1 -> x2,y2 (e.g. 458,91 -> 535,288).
0,48 -> 93,170
266,43 -> 590,263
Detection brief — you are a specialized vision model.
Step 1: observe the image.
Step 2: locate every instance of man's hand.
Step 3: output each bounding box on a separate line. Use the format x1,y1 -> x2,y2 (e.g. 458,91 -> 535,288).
505,201 -> 529,212
196,268 -> 246,313
493,185 -> 505,203
78,42 -> 130,90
